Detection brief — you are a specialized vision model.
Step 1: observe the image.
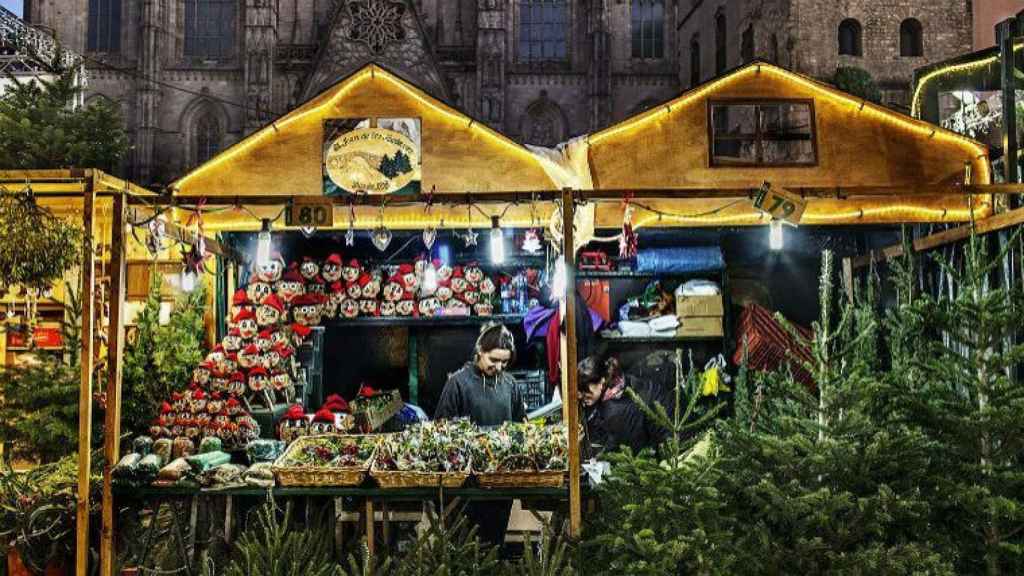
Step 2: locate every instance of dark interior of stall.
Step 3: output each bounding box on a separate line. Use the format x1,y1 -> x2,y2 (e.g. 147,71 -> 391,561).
224,224 -> 901,417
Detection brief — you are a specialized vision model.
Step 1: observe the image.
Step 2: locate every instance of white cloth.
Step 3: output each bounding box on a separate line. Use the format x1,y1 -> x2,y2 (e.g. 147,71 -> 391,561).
648,315 -> 680,332
676,280 -> 721,296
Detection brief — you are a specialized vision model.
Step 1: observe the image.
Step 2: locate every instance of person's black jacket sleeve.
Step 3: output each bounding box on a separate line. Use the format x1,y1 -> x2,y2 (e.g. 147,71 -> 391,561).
435,376 -> 463,420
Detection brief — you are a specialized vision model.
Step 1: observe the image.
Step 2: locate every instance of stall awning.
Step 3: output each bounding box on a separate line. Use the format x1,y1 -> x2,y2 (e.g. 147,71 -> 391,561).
171,64 -> 561,198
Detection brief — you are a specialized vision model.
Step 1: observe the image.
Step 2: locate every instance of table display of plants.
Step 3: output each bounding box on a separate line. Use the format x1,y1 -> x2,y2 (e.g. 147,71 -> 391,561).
371,419 -> 476,488
272,434 -> 377,486
471,422 -> 569,487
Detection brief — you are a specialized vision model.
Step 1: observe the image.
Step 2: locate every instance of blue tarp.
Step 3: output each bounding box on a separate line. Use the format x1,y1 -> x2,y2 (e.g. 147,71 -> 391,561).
635,246 -> 725,274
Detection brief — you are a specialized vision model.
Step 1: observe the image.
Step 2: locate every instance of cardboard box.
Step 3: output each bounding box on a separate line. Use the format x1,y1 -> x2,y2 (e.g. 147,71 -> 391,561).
675,294 -> 724,317
677,316 -> 724,337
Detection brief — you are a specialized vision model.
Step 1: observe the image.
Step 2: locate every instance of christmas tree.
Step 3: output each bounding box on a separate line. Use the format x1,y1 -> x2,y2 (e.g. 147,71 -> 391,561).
882,232 -> 1024,575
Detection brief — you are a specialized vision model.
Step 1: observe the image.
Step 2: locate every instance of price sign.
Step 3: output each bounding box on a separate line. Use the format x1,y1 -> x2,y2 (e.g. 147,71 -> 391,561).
286,198 -> 334,229
752,182 -> 806,225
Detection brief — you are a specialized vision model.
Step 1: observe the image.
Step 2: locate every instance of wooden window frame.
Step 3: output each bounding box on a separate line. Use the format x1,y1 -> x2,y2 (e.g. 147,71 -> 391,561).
631,0 -> 665,60
515,0 -> 572,66
706,98 -> 819,168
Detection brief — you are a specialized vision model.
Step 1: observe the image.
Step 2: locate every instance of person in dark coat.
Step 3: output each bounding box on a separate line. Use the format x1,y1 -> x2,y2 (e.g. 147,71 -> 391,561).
578,355 -> 670,456
434,323 -> 525,550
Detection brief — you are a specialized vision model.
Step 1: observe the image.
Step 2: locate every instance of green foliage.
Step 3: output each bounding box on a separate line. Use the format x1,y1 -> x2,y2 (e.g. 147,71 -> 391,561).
378,150 -> 413,178
0,452 -> 103,572
882,232 -> 1024,575
585,356 -> 733,576
0,357 -> 81,462
0,188 -> 82,292
223,502 -> 346,576
831,66 -> 882,103
121,273 -> 207,435
0,58 -> 128,172
504,531 -> 576,576
392,505 -> 500,576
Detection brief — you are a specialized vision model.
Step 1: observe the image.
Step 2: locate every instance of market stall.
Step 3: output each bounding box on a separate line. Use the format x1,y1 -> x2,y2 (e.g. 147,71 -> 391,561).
8,59 -> 1024,576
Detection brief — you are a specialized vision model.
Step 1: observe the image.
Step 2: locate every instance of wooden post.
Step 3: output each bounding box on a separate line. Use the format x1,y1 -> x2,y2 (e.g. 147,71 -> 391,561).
558,188 -> 582,538
100,193 -> 127,576
841,257 -> 854,304
76,179 -> 97,576
365,499 -> 375,555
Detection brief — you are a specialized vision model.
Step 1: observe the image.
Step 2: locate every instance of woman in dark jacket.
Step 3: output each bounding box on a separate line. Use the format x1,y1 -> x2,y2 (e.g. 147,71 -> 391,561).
434,323 -> 524,551
578,355 -> 669,456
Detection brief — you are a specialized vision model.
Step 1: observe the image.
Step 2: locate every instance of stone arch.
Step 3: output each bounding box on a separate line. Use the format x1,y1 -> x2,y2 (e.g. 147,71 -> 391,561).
180,95 -> 232,167
519,91 -> 568,147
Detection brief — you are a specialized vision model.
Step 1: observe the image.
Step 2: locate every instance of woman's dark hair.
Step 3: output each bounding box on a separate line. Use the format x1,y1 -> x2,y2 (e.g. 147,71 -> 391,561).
577,355 -> 621,392
476,323 -> 516,363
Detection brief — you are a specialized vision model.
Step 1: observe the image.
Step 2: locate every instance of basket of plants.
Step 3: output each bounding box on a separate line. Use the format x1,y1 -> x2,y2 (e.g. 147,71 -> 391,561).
471,422 -> 568,488
271,434 -> 377,487
371,420 -> 474,488
351,386 -> 404,432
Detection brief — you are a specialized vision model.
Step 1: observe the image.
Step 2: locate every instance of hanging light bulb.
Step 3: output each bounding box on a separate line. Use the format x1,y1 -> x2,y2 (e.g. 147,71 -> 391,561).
490,216 -> 505,264
769,220 -> 784,251
181,269 -> 196,292
423,266 -> 438,293
550,259 -> 567,300
256,218 -> 272,266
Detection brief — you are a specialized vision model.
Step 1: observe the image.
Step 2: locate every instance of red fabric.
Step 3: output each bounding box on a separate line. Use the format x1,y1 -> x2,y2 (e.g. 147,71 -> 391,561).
546,308 -> 561,387
731,304 -> 815,388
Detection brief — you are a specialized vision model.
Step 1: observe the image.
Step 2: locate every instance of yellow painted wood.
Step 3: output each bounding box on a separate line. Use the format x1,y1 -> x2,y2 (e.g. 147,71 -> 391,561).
76,181 -> 96,576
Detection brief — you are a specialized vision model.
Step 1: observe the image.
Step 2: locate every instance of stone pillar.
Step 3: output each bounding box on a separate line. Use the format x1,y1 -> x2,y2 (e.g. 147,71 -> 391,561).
476,0 -> 505,130
135,0 -> 160,184
245,0 -> 278,132
588,0 -> 611,131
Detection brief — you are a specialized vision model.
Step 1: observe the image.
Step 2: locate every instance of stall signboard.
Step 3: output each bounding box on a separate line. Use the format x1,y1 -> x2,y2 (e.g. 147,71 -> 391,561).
286,197 -> 335,228
752,182 -> 806,225
323,117 -> 422,196
5,323 -> 63,350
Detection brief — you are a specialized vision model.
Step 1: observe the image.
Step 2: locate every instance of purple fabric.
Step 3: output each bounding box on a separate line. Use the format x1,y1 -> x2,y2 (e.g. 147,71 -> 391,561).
523,305 -> 603,341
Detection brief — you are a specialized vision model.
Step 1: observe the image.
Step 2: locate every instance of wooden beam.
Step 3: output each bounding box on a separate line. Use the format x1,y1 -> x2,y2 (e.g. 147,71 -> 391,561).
76,179 -> 97,576
136,183 -> 1024,208
365,499 -> 375,556
851,206 -> 1024,269
559,188 -> 582,539
100,193 -> 127,576
128,207 -> 243,262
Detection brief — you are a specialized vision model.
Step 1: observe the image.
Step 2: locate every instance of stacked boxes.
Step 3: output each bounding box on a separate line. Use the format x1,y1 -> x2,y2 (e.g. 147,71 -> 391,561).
675,293 -> 725,337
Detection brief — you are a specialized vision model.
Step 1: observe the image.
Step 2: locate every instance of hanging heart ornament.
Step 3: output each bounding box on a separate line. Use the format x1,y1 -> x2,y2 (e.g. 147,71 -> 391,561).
370,226 -> 393,251
422,227 -> 437,249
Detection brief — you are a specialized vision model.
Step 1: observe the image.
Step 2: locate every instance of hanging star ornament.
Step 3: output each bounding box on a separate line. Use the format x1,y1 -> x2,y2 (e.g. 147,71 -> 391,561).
462,228 -> 478,247
345,227 -> 355,246
422,226 -> 437,249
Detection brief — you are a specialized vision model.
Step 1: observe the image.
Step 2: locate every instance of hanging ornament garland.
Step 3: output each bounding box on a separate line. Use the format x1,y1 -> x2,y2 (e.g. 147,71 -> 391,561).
461,202 -> 478,247
345,199 -> 356,246
619,202 -> 638,259
0,185 -> 83,293
421,188 -> 436,249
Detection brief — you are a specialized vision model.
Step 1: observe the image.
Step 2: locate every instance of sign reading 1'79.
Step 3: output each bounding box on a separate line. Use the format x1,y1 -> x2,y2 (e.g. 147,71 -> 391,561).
753,182 -> 807,225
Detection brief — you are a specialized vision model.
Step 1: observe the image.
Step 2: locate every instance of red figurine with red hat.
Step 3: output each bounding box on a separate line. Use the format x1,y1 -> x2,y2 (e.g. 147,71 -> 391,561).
256,293 -> 285,327
276,268 -> 306,304
278,404 -> 309,442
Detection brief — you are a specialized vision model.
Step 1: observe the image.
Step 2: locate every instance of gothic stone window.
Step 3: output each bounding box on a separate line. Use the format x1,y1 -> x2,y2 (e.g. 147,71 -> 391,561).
715,10 -> 727,74
517,0 -> 569,63
631,0 -> 664,59
838,18 -> 862,57
184,0 -> 237,60
900,18 -> 923,57
195,112 -> 222,165
87,0 -> 121,52
521,92 -> 566,147
741,24 -> 755,62
709,100 -> 817,167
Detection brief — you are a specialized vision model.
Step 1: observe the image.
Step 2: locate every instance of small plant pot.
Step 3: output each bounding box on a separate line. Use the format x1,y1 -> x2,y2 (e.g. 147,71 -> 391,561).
7,550 -> 67,576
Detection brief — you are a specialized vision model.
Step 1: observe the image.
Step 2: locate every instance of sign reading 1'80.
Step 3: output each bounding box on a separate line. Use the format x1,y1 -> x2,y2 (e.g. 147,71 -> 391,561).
286,199 -> 334,228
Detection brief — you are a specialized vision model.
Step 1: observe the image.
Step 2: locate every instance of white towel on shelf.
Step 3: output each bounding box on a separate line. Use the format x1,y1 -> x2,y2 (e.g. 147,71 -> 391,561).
648,315 -> 680,332
618,321 -> 652,337
676,280 -> 721,296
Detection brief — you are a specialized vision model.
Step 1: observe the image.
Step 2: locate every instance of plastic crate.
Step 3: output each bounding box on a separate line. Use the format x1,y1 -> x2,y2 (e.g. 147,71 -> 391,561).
510,369 -> 549,412
296,326 -> 324,408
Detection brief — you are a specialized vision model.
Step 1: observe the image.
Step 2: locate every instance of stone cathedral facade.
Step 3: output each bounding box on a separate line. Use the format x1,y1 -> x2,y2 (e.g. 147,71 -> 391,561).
23,0 -> 972,186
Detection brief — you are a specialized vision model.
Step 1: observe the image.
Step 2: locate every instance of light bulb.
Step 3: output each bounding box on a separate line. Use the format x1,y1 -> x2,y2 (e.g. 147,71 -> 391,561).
551,260 -> 567,300
423,266 -> 438,293
490,216 -> 505,264
256,219 -> 272,266
181,270 -> 196,292
769,220 -> 784,251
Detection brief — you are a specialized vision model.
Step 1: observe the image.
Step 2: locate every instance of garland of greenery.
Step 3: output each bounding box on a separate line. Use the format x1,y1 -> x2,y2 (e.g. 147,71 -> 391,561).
0,186 -> 82,292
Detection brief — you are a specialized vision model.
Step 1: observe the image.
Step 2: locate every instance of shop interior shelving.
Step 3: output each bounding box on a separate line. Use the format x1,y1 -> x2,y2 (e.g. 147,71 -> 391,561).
321,313 -> 526,328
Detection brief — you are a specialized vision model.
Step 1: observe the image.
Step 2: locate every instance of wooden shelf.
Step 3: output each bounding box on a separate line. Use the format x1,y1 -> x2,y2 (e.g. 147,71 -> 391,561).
322,314 -> 526,328
599,335 -> 723,344
576,269 -> 724,279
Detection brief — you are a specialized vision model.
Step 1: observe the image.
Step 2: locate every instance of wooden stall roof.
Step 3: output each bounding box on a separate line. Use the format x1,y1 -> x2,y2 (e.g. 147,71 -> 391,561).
171,64 -> 560,198
586,62 -> 992,226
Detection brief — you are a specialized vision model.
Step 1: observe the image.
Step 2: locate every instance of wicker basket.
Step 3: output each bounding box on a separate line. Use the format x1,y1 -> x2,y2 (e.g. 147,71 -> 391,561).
272,434 -> 375,487
370,464 -> 471,489
475,469 -> 566,488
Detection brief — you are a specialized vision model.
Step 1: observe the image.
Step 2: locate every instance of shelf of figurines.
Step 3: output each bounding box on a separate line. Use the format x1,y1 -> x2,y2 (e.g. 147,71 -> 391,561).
112,419 -> 571,495
320,313 -> 526,328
